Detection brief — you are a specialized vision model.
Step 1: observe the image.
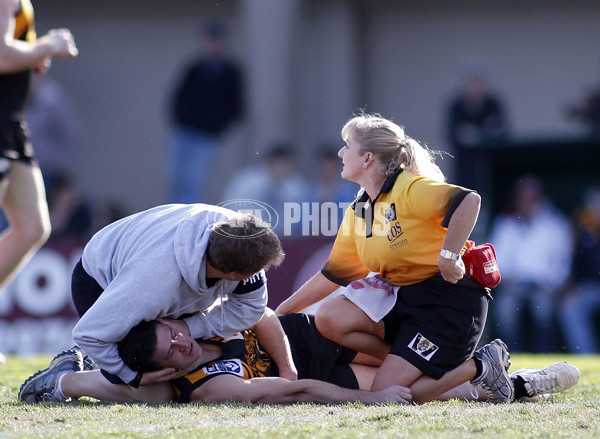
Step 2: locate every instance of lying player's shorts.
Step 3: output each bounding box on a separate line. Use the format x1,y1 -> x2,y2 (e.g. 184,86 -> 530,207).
0,120 -> 37,180
279,313 -> 359,389
382,274 -> 489,379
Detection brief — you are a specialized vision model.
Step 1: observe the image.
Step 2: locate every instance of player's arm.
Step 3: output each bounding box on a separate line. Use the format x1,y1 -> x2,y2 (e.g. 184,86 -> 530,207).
275,271 -> 340,315
0,0 -> 77,73
276,208 -> 365,315
251,308 -> 297,381
184,272 -> 267,339
190,374 -> 411,405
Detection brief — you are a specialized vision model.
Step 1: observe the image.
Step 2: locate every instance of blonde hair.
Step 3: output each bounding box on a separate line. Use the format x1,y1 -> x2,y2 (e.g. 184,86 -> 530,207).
341,112 -> 446,182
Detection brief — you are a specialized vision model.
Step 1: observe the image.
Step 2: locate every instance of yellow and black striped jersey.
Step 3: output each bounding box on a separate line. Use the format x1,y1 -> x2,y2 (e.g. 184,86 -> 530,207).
172,330 -> 274,403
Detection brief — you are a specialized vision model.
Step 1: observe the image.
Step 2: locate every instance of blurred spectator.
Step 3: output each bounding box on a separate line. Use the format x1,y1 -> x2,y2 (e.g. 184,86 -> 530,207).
221,143 -> 309,235
566,85 -> 600,139
489,176 -> 573,353
310,145 -> 359,205
559,188 -> 600,353
91,199 -> 128,234
46,172 -> 92,240
446,58 -> 509,188
307,145 -> 359,232
25,73 -> 84,197
167,21 -> 243,204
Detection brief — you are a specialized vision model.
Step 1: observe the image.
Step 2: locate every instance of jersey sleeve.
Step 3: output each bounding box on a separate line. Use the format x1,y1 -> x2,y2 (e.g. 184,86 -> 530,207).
321,205 -> 369,286
405,178 -> 473,227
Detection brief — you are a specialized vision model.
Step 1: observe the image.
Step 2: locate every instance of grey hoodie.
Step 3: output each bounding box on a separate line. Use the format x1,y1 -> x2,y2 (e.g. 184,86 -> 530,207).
72,204 -> 268,384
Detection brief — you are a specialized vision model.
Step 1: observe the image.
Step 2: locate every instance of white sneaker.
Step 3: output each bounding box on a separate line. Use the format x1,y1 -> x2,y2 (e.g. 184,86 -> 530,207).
511,362 -> 580,402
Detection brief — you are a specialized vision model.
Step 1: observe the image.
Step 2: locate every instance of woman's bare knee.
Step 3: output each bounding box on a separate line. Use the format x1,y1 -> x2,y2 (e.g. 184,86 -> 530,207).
315,299 -> 341,340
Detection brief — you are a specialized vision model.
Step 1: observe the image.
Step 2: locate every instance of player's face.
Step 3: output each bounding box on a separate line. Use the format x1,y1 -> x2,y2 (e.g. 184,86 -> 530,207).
339,135 -> 367,183
152,323 -> 203,371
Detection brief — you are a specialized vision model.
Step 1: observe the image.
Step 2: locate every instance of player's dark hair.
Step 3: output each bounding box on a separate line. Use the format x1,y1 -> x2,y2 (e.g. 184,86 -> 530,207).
207,214 -> 284,276
117,320 -> 161,372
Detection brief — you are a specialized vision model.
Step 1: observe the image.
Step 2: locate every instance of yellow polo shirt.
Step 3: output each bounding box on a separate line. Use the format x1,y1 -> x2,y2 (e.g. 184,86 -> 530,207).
322,170 -> 473,286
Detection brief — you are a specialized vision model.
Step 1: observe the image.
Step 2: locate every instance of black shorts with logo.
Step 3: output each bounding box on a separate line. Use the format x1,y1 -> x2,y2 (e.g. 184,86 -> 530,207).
0,119 -> 37,180
382,275 -> 489,380
279,313 -> 359,389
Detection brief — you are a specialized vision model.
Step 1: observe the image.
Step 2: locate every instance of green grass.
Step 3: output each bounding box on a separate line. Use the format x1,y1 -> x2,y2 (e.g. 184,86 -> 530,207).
1,354 -> 599,438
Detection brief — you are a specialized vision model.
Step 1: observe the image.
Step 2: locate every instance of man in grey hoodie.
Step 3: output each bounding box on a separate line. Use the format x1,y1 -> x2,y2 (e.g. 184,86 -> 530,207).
68,203 -> 285,389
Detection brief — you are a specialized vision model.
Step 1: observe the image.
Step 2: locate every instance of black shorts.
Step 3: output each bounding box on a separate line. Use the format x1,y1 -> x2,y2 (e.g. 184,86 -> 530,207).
71,259 -> 104,318
279,313 -> 359,389
0,119 -> 37,180
382,275 -> 489,380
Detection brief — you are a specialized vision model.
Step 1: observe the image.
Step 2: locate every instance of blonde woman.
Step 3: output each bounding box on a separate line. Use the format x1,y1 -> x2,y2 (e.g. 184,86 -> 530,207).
276,112 -> 509,403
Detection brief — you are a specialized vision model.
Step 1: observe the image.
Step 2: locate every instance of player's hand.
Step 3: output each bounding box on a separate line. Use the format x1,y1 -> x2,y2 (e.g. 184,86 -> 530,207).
438,256 -> 465,284
140,367 -> 191,385
278,364 -> 298,381
370,385 -> 411,404
33,57 -> 51,73
40,28 -> 78,58
157,318 -> 191,336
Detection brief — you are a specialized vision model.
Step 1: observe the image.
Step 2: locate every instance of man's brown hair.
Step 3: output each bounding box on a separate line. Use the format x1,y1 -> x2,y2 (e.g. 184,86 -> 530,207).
207,214 -> 284,276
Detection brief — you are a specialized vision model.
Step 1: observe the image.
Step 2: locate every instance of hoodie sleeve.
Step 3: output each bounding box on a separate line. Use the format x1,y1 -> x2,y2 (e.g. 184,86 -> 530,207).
184,270 -> 268,338
72,262 -> 178,384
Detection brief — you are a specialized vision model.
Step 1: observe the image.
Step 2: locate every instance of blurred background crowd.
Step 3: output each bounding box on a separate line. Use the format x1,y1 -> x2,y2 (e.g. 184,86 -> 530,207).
1,0 -> 600,355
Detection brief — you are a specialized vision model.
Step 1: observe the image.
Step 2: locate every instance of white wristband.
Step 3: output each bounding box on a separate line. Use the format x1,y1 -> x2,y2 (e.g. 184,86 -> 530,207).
440,249 -> 460,261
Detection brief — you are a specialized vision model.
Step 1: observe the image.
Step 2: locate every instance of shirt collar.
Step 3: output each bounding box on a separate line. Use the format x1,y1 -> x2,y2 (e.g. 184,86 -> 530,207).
352,169 -> 403,218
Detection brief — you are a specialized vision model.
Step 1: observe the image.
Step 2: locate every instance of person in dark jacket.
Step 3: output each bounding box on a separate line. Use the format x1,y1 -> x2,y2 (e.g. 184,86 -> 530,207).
167,22 -> 243,204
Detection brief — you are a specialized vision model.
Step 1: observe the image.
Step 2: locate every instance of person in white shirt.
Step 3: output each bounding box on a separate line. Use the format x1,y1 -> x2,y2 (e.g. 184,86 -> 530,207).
489,176 -> 573,352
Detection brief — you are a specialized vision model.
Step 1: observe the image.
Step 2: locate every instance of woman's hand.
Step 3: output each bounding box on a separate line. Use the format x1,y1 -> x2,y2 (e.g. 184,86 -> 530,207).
438,256 -> 465,284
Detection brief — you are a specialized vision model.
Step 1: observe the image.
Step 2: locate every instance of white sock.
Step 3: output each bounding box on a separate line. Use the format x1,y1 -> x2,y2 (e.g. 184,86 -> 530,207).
473,361 -> 488,382
54,373 -> 69,401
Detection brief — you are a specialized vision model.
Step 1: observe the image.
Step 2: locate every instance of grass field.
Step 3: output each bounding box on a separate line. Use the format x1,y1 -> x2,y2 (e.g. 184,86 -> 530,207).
1,353 -> 599,438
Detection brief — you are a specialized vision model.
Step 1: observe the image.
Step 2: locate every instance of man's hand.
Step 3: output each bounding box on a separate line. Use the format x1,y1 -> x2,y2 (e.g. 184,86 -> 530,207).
369,385 -> 412,404
278,364 -> 298,381
140,367 -> 191,386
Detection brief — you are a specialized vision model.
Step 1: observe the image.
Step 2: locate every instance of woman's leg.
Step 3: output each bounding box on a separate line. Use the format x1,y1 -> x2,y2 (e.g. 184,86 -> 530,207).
0,162 -> 51,289
315,296 -> 389,360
